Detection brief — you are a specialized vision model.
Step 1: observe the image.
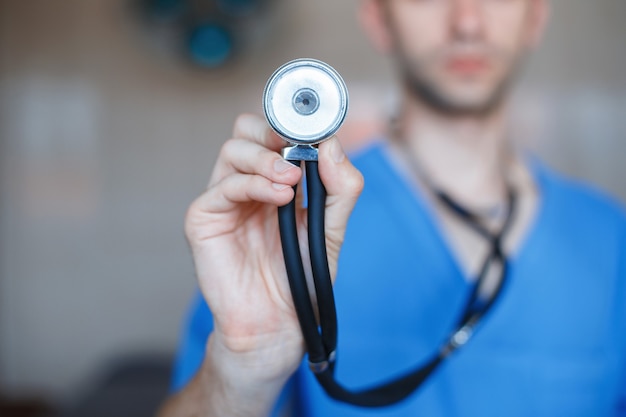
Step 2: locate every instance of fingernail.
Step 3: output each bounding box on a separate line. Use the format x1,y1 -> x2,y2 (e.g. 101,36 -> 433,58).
272,182 -> 290,191
330,139 -> 345,164
274,159 -> 296,173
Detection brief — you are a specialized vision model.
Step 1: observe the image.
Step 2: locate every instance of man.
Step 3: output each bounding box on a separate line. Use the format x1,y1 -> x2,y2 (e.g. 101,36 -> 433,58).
159,0 -> 626,415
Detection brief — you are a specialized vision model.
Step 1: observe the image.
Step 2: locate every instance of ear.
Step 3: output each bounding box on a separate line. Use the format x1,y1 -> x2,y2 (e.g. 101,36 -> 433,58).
358,0 -> 393,54
527,0 -> 551,48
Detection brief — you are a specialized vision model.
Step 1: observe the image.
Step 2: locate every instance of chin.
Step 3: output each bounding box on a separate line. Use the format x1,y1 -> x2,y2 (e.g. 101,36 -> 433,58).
404,67 -> 511,117
422,79 -> 508,116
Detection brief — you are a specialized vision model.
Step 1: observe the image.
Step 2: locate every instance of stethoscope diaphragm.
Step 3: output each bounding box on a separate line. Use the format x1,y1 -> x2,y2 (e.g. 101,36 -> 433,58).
263,58 -> 348,145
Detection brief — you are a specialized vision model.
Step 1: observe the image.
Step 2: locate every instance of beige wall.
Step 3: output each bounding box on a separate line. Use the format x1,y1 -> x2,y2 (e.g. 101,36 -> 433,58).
0,0 -> 624,403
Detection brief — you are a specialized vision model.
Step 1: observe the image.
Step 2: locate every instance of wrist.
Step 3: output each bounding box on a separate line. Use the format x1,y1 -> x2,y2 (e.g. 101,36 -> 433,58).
206,330 -> 302,392
199,332 -> 301,417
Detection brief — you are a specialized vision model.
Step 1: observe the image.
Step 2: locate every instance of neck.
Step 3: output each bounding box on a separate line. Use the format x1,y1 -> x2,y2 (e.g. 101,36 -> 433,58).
394,93 -> 512,209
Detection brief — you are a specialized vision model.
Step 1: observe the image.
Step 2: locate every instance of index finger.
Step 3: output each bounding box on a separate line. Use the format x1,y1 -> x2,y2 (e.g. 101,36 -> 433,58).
232,113 -> 285,152
208,113 -> 287,187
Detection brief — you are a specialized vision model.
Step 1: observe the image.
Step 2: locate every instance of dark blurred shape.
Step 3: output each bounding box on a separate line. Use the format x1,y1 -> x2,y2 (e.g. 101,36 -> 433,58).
0,396 -> 55,417
217,0 -> 260,17
56,354 -> 172,417
188,23 -> 233,68
144,0 -> 188,22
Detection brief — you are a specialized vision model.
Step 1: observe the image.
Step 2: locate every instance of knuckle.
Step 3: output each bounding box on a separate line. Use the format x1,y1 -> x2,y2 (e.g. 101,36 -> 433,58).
347,169 -> 365,197
233,113 -> 263,139
219,138 -> 238,162
184,200 -> 201,241
233,113 -> 253,133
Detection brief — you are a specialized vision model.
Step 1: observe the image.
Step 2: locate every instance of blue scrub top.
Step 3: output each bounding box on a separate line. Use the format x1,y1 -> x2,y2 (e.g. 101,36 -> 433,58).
172,141 -> 626,416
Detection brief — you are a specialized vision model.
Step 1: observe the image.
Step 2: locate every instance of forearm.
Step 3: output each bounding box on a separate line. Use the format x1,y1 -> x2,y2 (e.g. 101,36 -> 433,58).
157,334 -> 292,417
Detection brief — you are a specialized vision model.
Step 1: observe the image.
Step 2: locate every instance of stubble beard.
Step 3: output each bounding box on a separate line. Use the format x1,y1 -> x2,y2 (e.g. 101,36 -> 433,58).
395,47 -> 525,118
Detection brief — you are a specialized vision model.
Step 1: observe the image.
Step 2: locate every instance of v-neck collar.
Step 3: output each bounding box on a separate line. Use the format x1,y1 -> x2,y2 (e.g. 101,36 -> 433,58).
361,140 -> 551,287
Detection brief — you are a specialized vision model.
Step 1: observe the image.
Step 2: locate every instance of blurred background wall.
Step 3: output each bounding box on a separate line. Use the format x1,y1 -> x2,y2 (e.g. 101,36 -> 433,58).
0,0 -> 624,413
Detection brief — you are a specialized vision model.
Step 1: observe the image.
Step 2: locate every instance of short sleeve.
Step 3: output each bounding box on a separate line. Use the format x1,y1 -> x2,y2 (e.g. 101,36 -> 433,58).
170,290 -> 214,392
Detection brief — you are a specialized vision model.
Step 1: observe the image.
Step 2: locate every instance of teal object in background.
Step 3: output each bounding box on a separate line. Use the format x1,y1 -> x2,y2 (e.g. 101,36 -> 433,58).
187,24 -> 233,68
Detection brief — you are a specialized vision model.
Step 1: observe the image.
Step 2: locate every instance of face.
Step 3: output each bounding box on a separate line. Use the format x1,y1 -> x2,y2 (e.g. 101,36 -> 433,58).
362,0 -> 548,116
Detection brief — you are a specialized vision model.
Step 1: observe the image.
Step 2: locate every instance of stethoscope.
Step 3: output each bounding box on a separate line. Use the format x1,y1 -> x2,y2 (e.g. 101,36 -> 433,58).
263,58 -> 517,407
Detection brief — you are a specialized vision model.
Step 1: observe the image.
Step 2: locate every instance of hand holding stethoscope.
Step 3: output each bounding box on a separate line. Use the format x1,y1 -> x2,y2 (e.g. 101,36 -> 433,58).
182,62 -> 363,414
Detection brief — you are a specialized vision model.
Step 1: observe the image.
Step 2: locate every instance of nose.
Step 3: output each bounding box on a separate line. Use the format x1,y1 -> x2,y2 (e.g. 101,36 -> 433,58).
450,0 -> 485,40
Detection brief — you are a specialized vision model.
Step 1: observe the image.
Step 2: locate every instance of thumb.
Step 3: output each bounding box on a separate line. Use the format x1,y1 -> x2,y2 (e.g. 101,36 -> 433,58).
316,137 -> 364,270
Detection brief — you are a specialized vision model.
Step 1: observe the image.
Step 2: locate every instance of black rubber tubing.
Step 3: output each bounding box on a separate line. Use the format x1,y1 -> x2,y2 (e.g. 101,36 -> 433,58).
277,159 -> 517,407
314,354 -> 442,407
278,160 -> 446,407
277,160 -> 327,365
305,161 -> 338,358
453,189 -> 516,327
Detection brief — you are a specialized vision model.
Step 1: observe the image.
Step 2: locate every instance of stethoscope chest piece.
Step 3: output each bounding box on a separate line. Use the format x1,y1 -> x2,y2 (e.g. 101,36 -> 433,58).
263,58 -> 348,146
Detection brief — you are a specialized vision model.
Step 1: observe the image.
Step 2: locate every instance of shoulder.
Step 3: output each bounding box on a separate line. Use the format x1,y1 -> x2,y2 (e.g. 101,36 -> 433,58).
531,160 -> 626,305
534,160 -> 626,234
